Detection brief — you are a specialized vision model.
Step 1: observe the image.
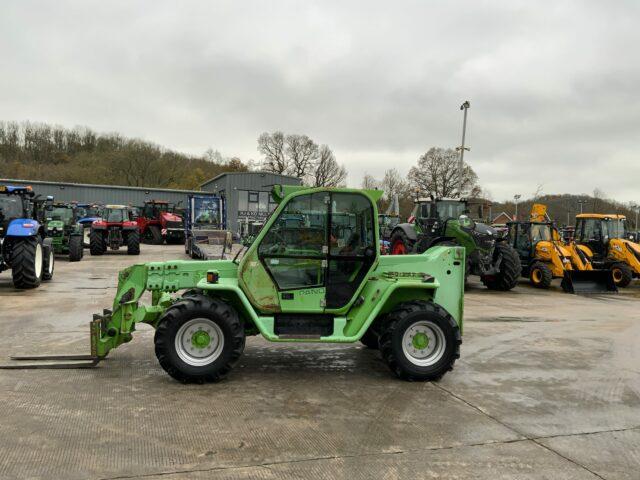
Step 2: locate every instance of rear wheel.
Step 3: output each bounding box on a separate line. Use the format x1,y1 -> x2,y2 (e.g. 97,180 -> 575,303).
69,235 -> 83,262
529,261 -> 552,289
10,237 -> 44,289
126,231 -> 140,255
482,243 -> 521,291
610,262 -> 632,288
379,301 -> 461,381
390,230 -> 415,255
89,230 -> 105,255
154,295 -> 245,383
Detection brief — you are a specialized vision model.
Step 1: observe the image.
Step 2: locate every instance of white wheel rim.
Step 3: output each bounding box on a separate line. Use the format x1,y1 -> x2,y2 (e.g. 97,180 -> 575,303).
34,243 -> 43,279
48,250 -> 54,274
84,229 -> 90,243
175,318 -> 224,367
402,320 -> 446,367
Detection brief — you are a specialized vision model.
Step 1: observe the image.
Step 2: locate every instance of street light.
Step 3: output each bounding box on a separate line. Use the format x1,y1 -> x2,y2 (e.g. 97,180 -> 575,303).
514,194 -> 521,220
456,101 -> 471,197
577,199 -> 588,214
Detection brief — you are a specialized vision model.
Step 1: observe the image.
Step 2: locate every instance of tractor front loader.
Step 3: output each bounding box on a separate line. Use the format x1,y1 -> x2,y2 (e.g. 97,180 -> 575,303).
1,186 -> 465,383
507,204 -> 616,293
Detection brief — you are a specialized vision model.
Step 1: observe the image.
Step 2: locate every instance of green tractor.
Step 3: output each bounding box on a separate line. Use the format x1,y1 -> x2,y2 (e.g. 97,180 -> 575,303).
44,203 -> 84,262
390,197 -> 520,291
1,186 -> 465,383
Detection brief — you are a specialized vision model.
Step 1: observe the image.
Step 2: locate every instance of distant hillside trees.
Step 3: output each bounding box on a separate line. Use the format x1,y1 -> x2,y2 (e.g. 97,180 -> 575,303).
0,121 -> 248,189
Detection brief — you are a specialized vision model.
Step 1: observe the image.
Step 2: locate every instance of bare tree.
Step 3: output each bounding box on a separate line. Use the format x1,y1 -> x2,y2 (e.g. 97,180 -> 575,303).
311,145 -> 347,187
361,173 -> 380,190
285,134 -> 319,178
257,131 -> 287,174
381,168 -> 408,200
408,147 -> 479,198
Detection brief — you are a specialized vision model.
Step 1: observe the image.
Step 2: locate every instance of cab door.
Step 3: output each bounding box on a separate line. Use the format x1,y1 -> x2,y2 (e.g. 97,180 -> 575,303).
257,192 -> 328,313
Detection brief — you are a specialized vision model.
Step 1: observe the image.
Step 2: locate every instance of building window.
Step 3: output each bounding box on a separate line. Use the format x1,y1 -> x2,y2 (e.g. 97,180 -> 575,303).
248,191 -> 259,204
238,191 -> 248,211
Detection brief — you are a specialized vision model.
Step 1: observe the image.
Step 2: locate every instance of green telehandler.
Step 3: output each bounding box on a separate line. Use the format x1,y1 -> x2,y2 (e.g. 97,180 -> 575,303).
44,203 -> 84,261
1,186 -> 465,382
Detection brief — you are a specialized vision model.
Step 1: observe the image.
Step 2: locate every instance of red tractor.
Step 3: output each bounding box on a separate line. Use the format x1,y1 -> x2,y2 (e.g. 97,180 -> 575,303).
89,205 -> 140,255
137,200 -> 185,245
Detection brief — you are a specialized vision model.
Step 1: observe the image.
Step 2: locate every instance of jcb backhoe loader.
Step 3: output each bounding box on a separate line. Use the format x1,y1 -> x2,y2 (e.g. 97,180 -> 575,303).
507,205 -> 616,293
574,214 -> 640,287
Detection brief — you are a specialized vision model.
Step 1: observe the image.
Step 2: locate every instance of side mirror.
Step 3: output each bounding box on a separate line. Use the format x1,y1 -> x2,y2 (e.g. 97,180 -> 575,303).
459,215 -> 475,228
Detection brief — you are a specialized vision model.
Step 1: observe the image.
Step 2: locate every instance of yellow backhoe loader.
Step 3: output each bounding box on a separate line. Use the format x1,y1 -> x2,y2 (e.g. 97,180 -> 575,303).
574,213 -> 640,287
506,205 -> 616,293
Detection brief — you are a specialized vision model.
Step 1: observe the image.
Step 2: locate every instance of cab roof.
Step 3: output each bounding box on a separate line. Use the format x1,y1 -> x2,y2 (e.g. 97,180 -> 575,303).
271,185 -> 384,204
0,185 -> 34,195
104,204 -> 128,209
576,214 -> 626,220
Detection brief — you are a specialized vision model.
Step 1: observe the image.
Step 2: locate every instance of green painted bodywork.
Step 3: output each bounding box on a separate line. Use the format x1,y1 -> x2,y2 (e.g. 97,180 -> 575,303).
444,220 -> 480,256
90,186 -> 465,359
46,219 -> 82,254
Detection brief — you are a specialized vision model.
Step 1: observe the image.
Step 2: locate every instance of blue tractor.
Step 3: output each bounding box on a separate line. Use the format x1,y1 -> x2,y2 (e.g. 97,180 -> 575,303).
75,203 -> 103,247
0,185 -> 55,288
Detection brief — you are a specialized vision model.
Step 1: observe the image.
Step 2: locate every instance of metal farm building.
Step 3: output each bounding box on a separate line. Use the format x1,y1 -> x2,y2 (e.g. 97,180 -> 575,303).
2,171 -> 303,234
0,178 -> 204,207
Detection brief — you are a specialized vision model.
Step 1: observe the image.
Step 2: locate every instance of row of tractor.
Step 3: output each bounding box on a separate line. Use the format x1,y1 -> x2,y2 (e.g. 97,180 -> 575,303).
0,184 -> 191,289
384,196 -> 639,293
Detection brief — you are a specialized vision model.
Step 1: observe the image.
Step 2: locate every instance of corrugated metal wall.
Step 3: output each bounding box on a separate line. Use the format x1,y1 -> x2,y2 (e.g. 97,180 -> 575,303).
201,172 -> 302,233
0,178 -> 202,207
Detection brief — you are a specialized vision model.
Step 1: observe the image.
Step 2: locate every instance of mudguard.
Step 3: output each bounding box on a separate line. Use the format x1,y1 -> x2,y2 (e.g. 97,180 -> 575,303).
6,219 -> 40,237
392,223 -> 418,241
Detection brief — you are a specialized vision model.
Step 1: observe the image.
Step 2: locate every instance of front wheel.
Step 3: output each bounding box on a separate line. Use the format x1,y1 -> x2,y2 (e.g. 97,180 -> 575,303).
482,243 -> 521,291
154,295 -> 245,383
611,262 -> 633,288
529,261 -> 552,289
69,235 -> 83,262
10,237 -> 44,289
126,231 -> 140,255
379,301 -> 461,381
389,230 -> 415,255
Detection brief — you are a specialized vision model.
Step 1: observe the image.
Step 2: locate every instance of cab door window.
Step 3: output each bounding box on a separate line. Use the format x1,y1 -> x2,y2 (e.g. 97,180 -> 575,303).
258,192 -> 327,290
326,193 -> 376,309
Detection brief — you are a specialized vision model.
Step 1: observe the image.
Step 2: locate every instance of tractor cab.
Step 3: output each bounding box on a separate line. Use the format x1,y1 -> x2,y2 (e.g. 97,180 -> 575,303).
411,198 -> 469,232
44,203 -> 84,261
0,185 -> 34,233
575,214 -> 627,258
508,221 -> 555,260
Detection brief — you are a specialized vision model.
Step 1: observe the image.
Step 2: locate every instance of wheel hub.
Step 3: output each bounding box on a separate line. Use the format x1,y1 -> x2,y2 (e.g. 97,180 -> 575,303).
175,318 -> 224,366
411,331 -> 429,350
401,321 -> 446,366
191,330 -> 211,349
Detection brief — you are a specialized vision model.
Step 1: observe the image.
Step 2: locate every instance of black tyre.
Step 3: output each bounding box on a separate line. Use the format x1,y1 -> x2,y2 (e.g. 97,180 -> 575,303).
360,325 -> 380,349
185,238 -> 190,254
390,230 -> 415,255
610,262 -> 633,288
154,295 -> 245,383
482,243 -> 521,291
126,231 -> 140,255
69,235 -> 83,262
89,229 -> 105,255
379,301 -> 461,381
529,261 -> 553,289
42,243 -> 55,281
149,225 -> 163,245
10,237 -> 44,289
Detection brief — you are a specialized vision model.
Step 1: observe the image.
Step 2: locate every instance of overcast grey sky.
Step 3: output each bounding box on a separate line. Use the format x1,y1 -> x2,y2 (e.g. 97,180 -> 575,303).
1,1 -> 639,202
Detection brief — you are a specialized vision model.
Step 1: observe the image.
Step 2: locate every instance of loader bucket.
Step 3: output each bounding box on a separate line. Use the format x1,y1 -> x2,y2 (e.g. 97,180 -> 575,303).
561,270 -> 618,294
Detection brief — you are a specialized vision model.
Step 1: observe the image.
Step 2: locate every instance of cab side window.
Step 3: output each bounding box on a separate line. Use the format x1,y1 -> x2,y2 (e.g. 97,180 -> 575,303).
258,193 -> 327,290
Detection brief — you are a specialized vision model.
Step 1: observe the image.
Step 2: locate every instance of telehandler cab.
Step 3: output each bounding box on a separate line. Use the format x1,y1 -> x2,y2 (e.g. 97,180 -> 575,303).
574,214 -> 640,287
1,186 -> 465,383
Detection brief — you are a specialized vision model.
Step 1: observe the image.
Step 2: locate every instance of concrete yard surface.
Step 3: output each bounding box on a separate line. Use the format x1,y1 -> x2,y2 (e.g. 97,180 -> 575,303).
0,244 -> 638,479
